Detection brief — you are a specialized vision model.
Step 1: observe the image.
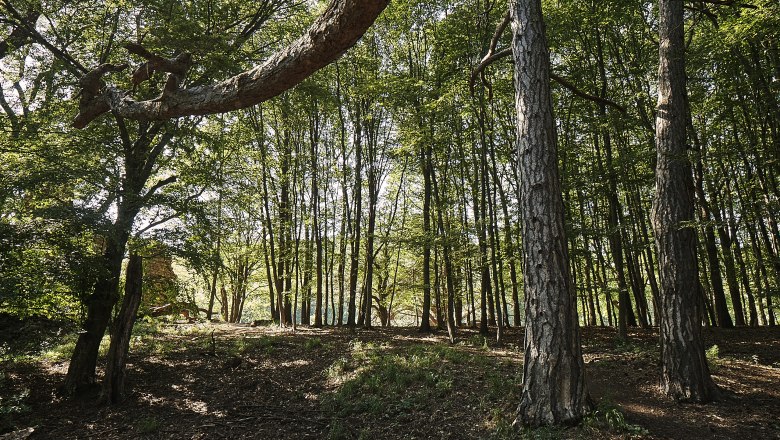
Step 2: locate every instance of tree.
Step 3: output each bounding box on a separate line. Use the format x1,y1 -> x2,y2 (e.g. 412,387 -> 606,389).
510,0 -> 590,426
652,0 -> 719,402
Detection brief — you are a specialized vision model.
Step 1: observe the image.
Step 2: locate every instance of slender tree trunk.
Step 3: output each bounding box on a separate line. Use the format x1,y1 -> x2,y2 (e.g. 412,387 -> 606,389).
363,125 -> 379,329
420,142 -> 434,332
511,0 -> 590,426
431,160 -> 456,343
653,0 -> 719,401
101,253 -> 143,404
310,107 -> 324,327
347,106 -> 363,327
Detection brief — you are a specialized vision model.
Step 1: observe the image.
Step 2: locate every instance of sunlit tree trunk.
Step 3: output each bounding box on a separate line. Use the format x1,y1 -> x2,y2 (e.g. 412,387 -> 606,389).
510,0 -> 590,426
653,0 -> 719,401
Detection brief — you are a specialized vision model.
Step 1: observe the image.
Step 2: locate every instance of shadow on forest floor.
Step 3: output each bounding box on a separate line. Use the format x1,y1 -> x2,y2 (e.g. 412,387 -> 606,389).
1,319 -> 779,439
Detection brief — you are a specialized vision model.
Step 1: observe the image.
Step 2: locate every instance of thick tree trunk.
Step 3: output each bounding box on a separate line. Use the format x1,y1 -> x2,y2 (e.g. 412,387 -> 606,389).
652,0 -> 718,402
102,253 -> 143,403
510,0 -> 590,426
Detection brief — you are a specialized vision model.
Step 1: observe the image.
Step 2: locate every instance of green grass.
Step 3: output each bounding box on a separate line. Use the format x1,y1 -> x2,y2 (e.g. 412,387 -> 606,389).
323,342 -> 521,439
705,344 -> 721,372
136,416 -> 161,434
0,373 -> 30,434
582,400 -> 649,437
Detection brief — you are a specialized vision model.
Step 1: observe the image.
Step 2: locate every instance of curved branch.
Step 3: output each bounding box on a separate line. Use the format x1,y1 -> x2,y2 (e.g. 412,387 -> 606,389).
549,72 -> 627,114
469,11 -> 510,94
471,47 -> 627,113
73,0 -> 389,128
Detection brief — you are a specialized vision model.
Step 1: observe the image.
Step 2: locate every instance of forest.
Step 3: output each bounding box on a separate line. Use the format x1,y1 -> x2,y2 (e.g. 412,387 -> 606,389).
1,0 -> 779,438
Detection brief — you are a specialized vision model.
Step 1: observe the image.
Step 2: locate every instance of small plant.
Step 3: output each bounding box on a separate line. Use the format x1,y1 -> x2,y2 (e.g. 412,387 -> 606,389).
706,344 -> 720,373
304,337 -> 323,350
583,400 -> 649,436
136,416 -> 160,434
0,388 -> 31,433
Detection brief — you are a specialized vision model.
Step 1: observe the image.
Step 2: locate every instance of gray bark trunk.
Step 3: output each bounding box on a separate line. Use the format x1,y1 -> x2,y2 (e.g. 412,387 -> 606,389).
102,253 -> 143,403
510,0 -> 590,426
652,0 -> 719,402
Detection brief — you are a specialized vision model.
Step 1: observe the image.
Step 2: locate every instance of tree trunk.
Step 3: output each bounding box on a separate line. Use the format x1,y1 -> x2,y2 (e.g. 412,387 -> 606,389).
510,0 -> 590,426
653,0 -> 718,402
420,142 -> 433,332
101,253 -> 143,403
431,161 -> 457,343
346,105 -> 363,327
61,234 -> 127,395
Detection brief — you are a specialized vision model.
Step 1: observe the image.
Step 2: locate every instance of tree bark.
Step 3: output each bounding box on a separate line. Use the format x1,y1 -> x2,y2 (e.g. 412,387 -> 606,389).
346,105 -> 363,327
652,0 -> 718,402
101,253 -> 143,403
510,0 -> 590,426
420,142 -> 434,332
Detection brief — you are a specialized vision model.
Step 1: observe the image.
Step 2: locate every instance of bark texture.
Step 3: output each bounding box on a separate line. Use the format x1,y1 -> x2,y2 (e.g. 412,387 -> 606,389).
73,0 -> 389,127
510,0 -> 590,427
102,253 -> 143,403
652,0 -> 719,402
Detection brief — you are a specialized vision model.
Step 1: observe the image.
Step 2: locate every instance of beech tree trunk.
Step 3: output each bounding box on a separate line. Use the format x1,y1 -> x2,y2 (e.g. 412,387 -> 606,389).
102,253 -> 143,403
346,105 -> 363,327
652,0 -> 718,402
510,0 -> 590,426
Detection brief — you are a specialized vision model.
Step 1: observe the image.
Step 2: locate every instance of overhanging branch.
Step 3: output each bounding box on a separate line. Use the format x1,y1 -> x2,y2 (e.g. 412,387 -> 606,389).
72,0 -> 389,128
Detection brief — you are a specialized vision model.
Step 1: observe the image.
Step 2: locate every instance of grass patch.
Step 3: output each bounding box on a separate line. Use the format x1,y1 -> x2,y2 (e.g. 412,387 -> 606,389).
304,337 -> 323,350
0,373 -> 30,434
225,335 -> 277,356
705,344 -> 721,373
136,416 -> 161,434
324,342 -> 521,439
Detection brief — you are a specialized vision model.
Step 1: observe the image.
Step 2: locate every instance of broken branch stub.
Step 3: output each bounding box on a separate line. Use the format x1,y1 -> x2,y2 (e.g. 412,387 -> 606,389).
72,63 -> 128,129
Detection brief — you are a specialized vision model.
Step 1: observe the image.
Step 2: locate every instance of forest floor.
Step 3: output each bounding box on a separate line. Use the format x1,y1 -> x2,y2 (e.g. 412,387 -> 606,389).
1,316 -> 779,439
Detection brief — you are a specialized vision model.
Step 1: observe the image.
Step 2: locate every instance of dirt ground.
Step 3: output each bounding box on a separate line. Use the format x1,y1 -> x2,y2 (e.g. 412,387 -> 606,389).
1,321 -> 778,439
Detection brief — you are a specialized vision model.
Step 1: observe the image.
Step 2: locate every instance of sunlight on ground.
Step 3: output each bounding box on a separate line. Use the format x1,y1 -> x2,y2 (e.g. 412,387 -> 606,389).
279,359 -> 311,367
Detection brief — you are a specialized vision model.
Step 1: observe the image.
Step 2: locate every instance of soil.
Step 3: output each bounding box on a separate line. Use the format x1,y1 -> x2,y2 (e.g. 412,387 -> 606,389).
1,322 -> 778,440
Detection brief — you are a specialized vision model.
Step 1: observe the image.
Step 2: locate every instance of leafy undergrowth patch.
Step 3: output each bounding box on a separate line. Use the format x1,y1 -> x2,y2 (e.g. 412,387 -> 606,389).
0,319 -> 778,439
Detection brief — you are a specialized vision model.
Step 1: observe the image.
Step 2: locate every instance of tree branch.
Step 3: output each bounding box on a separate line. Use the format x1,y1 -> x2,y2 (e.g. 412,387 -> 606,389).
549,72 -> 627,114
142,175 -> 178,202
690,0 -> 757,8
72,0 -> 390,128
0,7 -> 39,59
470,11 -> 510,94
471,46 -> 627,113
1,0 -> 87,74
